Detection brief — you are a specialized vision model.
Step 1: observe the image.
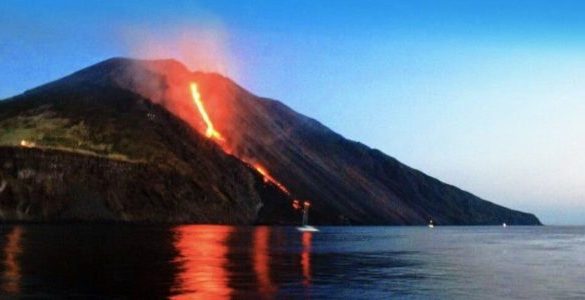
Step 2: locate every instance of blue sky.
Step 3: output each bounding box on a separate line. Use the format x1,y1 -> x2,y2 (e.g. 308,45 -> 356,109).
1,0 -> 584,224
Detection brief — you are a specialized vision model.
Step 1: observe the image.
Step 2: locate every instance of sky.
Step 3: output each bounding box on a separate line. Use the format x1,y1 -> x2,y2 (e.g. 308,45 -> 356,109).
1,0 -> 584,224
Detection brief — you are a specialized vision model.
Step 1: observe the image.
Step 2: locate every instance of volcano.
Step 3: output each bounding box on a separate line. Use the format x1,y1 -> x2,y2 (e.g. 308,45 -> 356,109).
0,58 -> 540,225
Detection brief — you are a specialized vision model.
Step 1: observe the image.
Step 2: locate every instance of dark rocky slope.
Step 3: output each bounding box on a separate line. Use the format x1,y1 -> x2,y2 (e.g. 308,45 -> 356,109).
193,74 -> 541,225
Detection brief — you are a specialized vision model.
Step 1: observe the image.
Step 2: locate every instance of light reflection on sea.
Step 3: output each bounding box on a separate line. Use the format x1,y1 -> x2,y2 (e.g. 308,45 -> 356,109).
0,225 -> 584,299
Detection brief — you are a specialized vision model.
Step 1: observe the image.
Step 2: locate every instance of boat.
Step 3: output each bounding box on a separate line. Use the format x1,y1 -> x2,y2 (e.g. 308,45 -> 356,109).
297,201 -> 319,232
298,225 -> 319,232
428,219 -> 434,228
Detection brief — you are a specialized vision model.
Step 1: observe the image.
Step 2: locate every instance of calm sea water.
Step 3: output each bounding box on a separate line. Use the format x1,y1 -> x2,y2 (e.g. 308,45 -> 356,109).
0,225 -> 583,299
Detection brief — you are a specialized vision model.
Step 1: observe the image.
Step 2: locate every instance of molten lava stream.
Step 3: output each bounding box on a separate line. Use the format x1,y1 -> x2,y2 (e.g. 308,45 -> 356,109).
189,82 -> 291,196
252,164 -> 290,195
189,83 -> 223,141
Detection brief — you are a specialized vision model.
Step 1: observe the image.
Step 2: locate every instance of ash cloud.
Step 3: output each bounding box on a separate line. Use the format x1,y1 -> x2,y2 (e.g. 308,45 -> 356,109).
119,23 -> 239,77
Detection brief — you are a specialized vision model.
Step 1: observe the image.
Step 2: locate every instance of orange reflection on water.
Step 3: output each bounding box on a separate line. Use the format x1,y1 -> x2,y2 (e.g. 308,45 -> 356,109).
301,232 -> 312,286
253,227 -> 276,294
171,225 -> 233,300
1,226 -> 23,294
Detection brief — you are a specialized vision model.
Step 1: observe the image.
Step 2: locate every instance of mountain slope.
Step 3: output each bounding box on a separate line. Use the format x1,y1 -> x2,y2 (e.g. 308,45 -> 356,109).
191,72 -> 541,225
0,76 -> 291,223
0,57 -> 541,225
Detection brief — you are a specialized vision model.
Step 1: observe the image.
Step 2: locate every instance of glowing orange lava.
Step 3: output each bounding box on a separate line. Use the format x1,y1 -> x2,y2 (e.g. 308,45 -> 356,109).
253,164 -> 290,195
190,83 -> 224,141
189,82 -> 292,197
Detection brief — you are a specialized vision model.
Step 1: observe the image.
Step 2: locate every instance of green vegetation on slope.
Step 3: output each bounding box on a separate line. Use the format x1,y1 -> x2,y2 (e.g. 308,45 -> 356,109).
0,106 -> 130,160
0,86 -> 196,168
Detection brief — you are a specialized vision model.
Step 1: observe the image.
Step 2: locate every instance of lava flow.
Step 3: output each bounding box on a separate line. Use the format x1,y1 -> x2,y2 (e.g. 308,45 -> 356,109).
189,82 -> 290,196
252,164 -> 290,195
189,83 -> 223,141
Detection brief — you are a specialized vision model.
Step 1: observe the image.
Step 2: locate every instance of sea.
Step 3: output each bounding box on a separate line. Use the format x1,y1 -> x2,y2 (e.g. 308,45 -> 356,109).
0,225 -> 583,299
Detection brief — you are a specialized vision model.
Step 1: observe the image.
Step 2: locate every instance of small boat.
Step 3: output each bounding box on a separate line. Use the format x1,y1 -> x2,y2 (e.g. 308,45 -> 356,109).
428,219 -> 435,228
297,201 -> 319,232
298,225 -> 319,232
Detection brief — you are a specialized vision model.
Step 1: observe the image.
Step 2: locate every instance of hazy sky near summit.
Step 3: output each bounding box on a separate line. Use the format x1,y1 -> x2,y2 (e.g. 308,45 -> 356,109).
1,0 -> 584,224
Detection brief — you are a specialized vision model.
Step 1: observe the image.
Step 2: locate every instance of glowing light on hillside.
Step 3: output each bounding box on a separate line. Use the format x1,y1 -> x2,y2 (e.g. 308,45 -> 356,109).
19,140 -> 35,148
190,83 -> 223,141
292,200 -> 301,210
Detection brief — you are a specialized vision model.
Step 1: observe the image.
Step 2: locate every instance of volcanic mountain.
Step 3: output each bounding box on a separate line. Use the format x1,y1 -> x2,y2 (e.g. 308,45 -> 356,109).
0,58 -> 540,225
